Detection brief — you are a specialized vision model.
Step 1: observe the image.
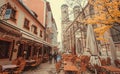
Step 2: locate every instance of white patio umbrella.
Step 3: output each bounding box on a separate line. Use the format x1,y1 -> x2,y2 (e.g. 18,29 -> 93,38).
86,25 -> 98,55
85,25 -> 101,74
109,37 -> 117,65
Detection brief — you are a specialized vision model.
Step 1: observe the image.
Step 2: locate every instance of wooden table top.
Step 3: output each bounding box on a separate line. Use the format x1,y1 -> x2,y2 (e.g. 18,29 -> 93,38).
64,65 -> 78,71
26,60 -> 36,63
101,66 -> 120,72
63,61 -> 73,65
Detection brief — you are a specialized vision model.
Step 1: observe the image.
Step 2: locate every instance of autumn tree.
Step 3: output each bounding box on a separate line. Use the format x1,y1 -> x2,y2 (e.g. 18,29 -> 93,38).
81,0 -> 120,60
77,0 -> 120,41
82,0 -> 120,25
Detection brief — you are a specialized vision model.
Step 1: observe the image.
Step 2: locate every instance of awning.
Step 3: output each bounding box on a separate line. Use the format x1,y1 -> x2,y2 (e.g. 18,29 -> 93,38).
20,30 -> 53,47
0,20 -> 22,37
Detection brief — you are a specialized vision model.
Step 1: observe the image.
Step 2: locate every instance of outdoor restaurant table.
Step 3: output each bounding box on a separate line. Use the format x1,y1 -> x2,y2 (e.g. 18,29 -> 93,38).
64,65 -> 78,74
26,60 -> 36,63
63,61 -> 73,65
101,66 -> 120,73
25,60 -> 36,66
2,64 -> 18,74
2,65 -> 18,71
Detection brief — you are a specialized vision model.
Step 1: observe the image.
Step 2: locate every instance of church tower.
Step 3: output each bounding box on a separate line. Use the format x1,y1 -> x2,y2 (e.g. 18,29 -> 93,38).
61,4 -> 69,24
73,5 -> 80,19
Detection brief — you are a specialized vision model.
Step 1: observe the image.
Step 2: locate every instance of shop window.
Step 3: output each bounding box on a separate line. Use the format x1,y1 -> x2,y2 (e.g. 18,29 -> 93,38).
0,40 -> 11,59
24,18 -> 30,30
40,30 -> 43,37
31,25 -> 37,34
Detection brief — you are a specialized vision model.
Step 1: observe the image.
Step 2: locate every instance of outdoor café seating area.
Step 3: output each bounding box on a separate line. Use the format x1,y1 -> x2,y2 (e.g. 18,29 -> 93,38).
0,56 -> 43,74
55,53 -> 120,74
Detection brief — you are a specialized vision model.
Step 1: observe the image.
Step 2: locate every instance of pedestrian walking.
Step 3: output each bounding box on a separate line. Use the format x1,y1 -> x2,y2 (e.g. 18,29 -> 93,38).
53,52 -> 57,63
57,53 -> 61,62
49,52 -> 53,64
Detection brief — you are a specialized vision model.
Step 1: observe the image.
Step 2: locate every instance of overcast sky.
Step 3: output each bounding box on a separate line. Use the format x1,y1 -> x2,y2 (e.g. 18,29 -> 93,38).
46,0 -> 87,42
46,0 -> 66,42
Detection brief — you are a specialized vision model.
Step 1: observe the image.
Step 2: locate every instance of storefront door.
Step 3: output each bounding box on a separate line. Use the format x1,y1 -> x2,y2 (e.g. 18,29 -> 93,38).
0,40 -> 11,59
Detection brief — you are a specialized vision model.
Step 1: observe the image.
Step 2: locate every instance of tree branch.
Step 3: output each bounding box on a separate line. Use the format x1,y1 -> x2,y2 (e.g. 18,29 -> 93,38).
112,26 -> 120,33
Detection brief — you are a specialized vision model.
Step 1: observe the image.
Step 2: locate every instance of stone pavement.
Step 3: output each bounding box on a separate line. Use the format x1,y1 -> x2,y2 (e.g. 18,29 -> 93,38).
22,61 -> 91,74
22,61 -> 62,74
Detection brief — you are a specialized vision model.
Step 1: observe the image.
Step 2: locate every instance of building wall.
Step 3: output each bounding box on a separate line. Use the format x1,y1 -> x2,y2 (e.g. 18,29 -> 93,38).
22,0 -> 45,26
52,21 -> 58,46
0,0 -> 45,61
45,2 -> 58,47
6,0 -> 45,39
0,0 -> 6,8
0,0 -> 58,64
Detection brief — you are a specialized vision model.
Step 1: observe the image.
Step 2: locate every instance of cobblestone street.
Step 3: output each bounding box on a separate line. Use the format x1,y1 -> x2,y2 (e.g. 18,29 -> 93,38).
22,62 -> 58,74
22,61 -> 91,74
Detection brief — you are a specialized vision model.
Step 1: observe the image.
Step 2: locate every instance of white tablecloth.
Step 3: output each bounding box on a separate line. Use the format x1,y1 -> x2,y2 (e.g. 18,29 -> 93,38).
2,65 -> 17,71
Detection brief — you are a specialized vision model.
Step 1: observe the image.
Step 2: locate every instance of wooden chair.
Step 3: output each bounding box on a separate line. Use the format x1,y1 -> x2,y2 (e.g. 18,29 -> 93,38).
0,65 -> 8,74
13,58 -> 26,74
77,56 -> 89,74
94,64 -> 105,74
100,59 -> 107,66
106,57 -> 111,65
87,63 -> 95,73
12,59 -> 20,66
38,55 -> 42,64
114,59 -> 120,68
55,61 -> 61,73
80,62 -> 87,72
0,65 -> 2,74
31,59 -> 38,67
